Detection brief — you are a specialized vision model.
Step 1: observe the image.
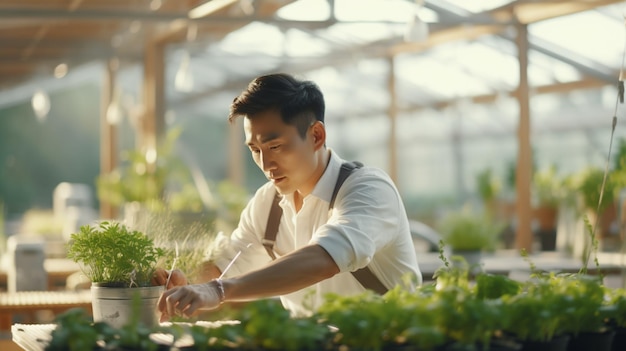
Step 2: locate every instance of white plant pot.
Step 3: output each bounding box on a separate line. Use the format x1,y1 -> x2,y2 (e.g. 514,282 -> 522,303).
91,285 -> 164,329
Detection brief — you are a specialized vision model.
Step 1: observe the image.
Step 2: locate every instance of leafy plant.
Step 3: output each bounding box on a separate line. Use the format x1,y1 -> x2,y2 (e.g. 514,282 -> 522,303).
45,298 -> 167,351
66,221 -> 165,287
317,289 -> 446,351
604,288 -> 626,329
96,127 -> 202,212
190,299 -> 329,351
476,168 -> 501,205
501,274 -> 568,342
475,273 -> 520,300
437,209 -> 504,251
552,273 -> 610,335
575,167 -> 620,213
533,165 -> 564,208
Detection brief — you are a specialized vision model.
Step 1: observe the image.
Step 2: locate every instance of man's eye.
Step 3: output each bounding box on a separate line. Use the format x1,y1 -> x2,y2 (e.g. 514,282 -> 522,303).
269,145 -> 281,150
250,148 -> 260,154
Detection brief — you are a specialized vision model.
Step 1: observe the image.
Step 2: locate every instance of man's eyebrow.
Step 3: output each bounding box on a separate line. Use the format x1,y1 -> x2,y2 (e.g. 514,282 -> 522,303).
246,132 -> 280,146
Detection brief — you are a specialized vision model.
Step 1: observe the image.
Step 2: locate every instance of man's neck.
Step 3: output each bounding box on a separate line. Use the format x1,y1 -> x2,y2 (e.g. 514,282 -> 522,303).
293,149 -> 330,212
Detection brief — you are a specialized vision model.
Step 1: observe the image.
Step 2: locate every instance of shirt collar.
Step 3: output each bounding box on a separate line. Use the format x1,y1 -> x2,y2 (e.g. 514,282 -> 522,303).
310,149 -> 346,204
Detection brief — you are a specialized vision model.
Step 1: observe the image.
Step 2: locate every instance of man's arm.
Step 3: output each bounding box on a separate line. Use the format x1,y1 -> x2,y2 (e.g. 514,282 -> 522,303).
157,244 -> 339,320
224,244 -> 339,300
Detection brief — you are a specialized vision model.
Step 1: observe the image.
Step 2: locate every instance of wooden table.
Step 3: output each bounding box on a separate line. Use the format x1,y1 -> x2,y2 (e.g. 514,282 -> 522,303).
0,258 -> 82,291
0,290 -> 92,331
417,250 -> 625,282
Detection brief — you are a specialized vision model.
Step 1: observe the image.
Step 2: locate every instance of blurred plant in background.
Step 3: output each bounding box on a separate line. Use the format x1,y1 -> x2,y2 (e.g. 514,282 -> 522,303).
96,127 -> 199,213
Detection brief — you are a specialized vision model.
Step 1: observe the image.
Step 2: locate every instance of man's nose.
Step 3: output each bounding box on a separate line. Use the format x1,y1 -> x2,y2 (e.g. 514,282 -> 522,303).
260,152 -> 276,172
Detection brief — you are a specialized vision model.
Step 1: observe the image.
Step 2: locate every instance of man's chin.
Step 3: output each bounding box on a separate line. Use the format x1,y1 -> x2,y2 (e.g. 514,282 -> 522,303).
273,184 -> 294,196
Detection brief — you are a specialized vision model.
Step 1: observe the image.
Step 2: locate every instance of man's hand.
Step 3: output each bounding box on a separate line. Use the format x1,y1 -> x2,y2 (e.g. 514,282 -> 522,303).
152,268 -> 188,289
157,281 -> 223,322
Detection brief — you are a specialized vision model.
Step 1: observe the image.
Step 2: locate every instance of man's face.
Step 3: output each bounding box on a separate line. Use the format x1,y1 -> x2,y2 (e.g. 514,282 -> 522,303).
244,109 -> 321,196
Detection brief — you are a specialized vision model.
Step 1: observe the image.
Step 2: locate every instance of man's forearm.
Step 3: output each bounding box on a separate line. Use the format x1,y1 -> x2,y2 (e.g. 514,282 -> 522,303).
199,261 -> 222,282
220,244 -> 339,301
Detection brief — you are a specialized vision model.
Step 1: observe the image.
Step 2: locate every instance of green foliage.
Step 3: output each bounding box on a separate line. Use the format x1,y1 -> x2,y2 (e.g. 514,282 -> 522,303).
550,273 -> 609,335
317,289 -> 446,351
604,288 -> 626,328
432,285 -> 505,348
533,165 -> 564,208
66,221 -> 165,287
475,273 -> 520,300
193,299 -> 329,351
46,297 -> 165,351
476,168 -> 501,203
96,127 -> 203,212
574,167 -> 622,213
437,209 -> 504,251
501,275 -> 567,342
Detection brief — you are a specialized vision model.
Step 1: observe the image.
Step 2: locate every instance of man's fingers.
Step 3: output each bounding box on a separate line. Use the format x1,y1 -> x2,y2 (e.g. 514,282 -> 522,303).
152,268 -> 168,286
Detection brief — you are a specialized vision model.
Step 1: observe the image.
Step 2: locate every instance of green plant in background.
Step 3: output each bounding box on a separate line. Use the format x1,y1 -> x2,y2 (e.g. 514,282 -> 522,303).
19,208 -> 64,237
476,168 -> 501,206
437,208 -> 504,252
575,167 -> 619,213
533,165 -> 564,208
96,127 -> 201,213
145,211 -> 219,284
66,221 -> 165,287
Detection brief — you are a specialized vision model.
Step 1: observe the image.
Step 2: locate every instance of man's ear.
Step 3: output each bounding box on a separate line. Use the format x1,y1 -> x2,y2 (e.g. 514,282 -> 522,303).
310,121 -> 326,149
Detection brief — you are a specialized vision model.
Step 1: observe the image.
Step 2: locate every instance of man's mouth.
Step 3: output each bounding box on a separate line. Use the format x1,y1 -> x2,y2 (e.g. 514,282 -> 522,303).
271,176 -> 285,184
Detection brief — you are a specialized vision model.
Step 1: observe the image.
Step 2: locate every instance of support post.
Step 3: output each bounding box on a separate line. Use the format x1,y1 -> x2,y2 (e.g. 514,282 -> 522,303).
140,41 -> 165,157
515,21 -> 533,252
387,56 -> 399,186
99,59 -> 118,219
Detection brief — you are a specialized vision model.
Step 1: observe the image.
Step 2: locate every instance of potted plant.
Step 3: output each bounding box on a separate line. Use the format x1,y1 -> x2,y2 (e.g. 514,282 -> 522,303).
574,167 -> 623,241
66,221 -> 165,328
532,165 -> 564,250
437,208 -> 505,270
476,168 -> 502,218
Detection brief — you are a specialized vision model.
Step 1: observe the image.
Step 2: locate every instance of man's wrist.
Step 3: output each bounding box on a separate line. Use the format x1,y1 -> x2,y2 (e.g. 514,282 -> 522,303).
210,278 -> 225,304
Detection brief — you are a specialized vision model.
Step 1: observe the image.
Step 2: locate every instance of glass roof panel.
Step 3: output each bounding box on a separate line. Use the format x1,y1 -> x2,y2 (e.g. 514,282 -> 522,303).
276,0 -> 331,21
441,0 -> 515,13
529,7 -> 625,68
334,0 -> 416,22
321,22 -> 405,45
217,22 -> 286,56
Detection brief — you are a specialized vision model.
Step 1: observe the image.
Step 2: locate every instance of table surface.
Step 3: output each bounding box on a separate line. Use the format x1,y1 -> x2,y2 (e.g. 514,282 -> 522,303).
416,250 -> 625,280
0,258 -> 82,291
12,321 -> 236,351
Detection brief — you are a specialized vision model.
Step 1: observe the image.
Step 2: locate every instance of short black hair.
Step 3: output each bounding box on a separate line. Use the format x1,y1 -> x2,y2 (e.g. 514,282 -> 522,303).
229,73 -> 325,138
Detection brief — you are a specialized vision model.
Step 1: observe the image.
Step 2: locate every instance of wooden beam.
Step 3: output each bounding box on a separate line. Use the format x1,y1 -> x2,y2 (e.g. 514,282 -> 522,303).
492,0 -> 623,24
389,24 -> 505,56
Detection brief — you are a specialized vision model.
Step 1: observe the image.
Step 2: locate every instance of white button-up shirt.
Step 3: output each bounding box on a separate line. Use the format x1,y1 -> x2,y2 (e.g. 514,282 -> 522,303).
212,150 -> 422,316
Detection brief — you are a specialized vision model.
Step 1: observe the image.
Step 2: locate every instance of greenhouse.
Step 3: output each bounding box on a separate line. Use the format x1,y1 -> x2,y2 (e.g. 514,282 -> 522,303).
1,1 -> 626,350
